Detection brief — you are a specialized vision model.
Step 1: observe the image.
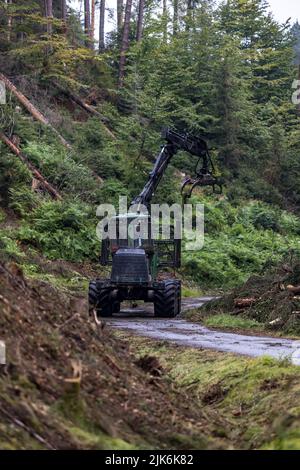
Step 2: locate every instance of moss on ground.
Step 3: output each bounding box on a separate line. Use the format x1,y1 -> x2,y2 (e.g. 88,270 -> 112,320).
124,334 -> 300,450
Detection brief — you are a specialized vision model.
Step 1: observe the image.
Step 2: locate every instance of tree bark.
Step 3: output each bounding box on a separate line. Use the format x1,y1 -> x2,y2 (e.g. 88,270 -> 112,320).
297,64 -> 300,116
91,0 -> 95,43
136,0 -> 144,42
162,0 -> 167,42
186,0 -> 193,31
45,0 -> 53,34
173,0 -> 178,35
0,73 -> 71,149
61,0 -> 67,34
117,0 -> 123,34
84,0 -> 91,47
99,0 -> 105,51
0,132 -> 62,200
118,0 -> 133,88
61,0 -> 67,20
6,0 -> 13,42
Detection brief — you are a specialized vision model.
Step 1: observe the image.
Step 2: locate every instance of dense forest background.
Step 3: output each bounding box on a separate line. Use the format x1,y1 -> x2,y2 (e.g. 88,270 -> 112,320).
1,0 -> 300,290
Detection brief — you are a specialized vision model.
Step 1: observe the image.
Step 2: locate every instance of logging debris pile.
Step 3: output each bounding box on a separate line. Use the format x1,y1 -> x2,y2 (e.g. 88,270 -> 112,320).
202,259 -> 300,334
0,261 -> 224,450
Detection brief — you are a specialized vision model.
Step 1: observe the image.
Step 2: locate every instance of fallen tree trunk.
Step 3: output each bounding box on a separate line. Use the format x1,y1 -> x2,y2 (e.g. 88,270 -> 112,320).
53,82 -> 116,140
0,73 -> 71,149
0,132 -> 62,200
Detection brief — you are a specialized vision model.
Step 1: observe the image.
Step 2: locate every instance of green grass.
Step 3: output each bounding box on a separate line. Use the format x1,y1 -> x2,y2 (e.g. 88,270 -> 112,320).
66,426 -> 137,450
203,313 -> 262,331
181,285 -> 204,298
124,334 -> 300,450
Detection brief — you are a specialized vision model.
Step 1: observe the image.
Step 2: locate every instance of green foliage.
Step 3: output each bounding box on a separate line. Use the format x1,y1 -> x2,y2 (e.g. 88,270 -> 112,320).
132,339 -> 300,450
9,186 -> 41,217
18,201 -> 99,262
239,201 -> 300,234
22,140 -> 101,203
182,197 -> 300,289
203,313 -> 261,330
0,229 -> 25,262
1,0 -> 300,293
0,209 -> 5,224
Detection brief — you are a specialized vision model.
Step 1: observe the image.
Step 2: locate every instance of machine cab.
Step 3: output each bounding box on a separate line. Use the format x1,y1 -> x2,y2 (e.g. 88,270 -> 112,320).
100,212 -> 181,274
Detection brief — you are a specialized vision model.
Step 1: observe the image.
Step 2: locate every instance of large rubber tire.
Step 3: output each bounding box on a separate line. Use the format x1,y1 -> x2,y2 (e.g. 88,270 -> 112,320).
154,280 -> 180,318
88,281 -> 99,311
176,281 -> 182,316
88,281 -> 112,318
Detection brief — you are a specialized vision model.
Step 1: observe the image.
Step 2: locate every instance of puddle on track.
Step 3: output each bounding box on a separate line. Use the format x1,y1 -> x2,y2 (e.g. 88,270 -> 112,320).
105,297 -> 300,365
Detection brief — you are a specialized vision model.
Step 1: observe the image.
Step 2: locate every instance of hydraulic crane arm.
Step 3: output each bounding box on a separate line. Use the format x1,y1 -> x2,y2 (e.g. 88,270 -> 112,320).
132,128 -> 221,207
132,141 -> 176,206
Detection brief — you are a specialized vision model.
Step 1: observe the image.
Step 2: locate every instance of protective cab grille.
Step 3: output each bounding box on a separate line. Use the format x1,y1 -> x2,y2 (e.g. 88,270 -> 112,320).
111,249 -> 149,284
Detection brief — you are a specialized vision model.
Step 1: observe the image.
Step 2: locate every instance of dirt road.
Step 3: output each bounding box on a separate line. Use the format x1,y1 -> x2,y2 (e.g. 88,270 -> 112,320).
106,297 -> 300,365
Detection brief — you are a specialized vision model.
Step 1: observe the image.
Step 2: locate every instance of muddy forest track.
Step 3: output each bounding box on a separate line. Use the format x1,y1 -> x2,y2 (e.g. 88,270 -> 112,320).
106,297 -> 300,365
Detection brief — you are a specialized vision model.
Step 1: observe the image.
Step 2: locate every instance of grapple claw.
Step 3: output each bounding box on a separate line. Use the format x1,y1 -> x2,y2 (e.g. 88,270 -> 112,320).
181,174 -> 223,203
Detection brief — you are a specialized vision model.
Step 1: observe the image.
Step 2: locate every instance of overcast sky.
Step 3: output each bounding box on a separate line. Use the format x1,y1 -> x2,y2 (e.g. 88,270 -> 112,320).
69,1 -> 299,38
270,0 -> 299,23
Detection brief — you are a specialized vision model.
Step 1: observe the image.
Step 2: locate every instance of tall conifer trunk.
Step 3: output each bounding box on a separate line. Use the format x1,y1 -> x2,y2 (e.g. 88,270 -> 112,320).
117,0 -> 123,34
136,0 -> 145,42
99,0 -> 105,51
84,0 -> 91,47
118,0 -> 132,87
45,0 -> 53,34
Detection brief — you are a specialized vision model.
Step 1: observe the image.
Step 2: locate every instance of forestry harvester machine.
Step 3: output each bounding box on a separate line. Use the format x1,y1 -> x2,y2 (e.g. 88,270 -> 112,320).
89,128 -> 221,320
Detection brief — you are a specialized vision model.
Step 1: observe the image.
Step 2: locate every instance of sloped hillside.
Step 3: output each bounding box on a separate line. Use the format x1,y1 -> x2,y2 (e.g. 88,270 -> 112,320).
0,260 -> 226,450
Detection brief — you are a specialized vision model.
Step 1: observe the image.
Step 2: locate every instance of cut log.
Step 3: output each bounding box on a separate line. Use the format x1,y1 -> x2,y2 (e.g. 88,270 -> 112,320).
287,285 -> 300,294
53,82 -> 116,140
0,73 -> 71,149
0,132 -> 62,200
234,298 -> 256,309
